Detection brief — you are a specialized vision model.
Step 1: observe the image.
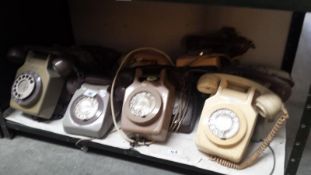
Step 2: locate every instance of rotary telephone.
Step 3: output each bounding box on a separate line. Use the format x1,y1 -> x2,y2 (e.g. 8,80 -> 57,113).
10,50 -> 73,119
195,73 -> 288,169
109,47 -> 175,144
63,76 -> 117,138
120,68 -> 175,142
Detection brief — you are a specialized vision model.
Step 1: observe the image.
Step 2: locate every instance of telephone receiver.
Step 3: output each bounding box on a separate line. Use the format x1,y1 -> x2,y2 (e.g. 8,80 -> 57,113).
124,48 -> 173,67
197,73 -> 283,120
51,58 -> 74,77
6,46 -> 66,64
6,46 -> 28,64
7,47 -> 75,77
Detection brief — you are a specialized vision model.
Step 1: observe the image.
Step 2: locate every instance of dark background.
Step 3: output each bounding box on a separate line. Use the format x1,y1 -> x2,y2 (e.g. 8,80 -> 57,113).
0,0 -> 74,109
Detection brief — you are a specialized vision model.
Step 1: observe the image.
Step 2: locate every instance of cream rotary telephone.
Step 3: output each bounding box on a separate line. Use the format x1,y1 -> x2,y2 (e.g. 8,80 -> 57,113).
195,73 -> 289,169
63,82 -> 114,138
10,51 -> 71,119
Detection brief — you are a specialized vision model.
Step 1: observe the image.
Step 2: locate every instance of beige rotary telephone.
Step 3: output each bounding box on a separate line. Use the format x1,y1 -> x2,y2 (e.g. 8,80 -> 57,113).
110,47 -> 175,145
120,68 -> 175,142
10,51 -> 72,119
195,73 -> 289,169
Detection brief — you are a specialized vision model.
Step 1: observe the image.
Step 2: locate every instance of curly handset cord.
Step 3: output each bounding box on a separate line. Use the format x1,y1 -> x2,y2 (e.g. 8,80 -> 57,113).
209,106 -> 289,169
169,80 -> 191,132
110,47 -> 174,145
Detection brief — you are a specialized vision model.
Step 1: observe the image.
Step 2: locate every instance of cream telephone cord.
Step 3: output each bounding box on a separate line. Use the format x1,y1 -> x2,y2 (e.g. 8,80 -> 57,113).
110,47 -> 174,146
209,106 -> 289,170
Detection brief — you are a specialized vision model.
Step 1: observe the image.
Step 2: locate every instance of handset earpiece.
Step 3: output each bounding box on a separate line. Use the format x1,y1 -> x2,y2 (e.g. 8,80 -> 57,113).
6,47 -> 28,64
255,93 -> 282,120
197,74 -> 220,94
52,58 -> 74,77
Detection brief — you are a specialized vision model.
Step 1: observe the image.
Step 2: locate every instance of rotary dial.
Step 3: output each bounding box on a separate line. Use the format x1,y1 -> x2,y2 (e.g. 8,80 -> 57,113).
12,73 -> 36,100
129,91 -> 156,118
73,96 -> 99,121
207,108 -> 240,140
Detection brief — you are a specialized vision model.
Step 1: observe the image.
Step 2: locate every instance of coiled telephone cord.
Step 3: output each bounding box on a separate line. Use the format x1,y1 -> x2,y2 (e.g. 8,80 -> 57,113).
169,78 -> 191,132
110,47 -> 174,146
209,106 -> 288,170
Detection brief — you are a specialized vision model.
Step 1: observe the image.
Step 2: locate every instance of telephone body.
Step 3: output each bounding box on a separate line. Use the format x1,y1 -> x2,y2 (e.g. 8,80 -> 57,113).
10,51 -> 66,119
120,68 -> 175,142
63,83 -> 115,138
195,73 -> 283,163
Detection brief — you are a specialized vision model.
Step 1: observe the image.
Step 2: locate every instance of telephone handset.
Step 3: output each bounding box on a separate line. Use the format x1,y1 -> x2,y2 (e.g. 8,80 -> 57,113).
63,80 -> 116,138
124,49 -> 174,67
195,73 -> 288,168
10,50 -> 73,119
197,73 -> 282,119
120,68 -> 175,142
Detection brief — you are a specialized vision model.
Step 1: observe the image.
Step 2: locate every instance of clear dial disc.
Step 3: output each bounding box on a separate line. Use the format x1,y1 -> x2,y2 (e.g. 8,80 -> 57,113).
129,91 -> 156,118
207,108 -> 240,139
73,96 -> 99,121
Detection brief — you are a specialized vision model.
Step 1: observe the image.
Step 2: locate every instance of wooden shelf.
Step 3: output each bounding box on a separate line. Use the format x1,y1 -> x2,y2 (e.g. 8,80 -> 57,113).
139,0 -> 311,11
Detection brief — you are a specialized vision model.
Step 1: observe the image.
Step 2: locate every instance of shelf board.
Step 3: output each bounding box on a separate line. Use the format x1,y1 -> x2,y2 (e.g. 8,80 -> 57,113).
4,110 -> 286,175
138,0 -> 311,12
